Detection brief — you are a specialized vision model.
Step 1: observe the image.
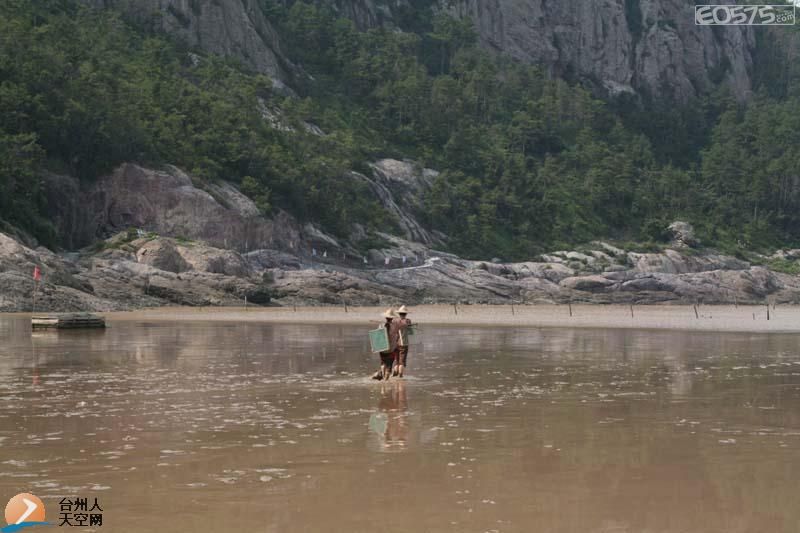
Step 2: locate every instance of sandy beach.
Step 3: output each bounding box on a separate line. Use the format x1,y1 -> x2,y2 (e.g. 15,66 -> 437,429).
89,303 -> 800,333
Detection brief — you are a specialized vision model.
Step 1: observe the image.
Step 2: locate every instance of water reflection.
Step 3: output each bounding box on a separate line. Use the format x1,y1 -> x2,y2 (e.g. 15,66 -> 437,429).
369,381 -> 410,452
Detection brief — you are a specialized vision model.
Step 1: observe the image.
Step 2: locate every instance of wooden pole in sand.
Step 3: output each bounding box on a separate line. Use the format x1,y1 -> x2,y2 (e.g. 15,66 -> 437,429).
244,295 -> 248,310
343,300 -> 348,313
766,304 -> 770,320
568,302 -> 573,317
630,304 -> 634,318
694,305 -> 699,319
453,303 -> 458,315
511,303 -> 515,316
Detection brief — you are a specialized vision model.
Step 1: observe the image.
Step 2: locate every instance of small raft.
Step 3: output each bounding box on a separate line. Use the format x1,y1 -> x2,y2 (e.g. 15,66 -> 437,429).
31,313 -> 106,330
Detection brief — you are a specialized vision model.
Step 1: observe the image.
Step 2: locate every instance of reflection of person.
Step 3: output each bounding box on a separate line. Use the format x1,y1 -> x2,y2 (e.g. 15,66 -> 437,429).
372,309 -> 401,381
379,381 -> 409,448
393,305 -> 412,377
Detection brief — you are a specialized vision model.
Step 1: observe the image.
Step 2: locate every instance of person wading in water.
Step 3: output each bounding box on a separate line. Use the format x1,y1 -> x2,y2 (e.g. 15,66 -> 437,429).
393,305 -> 412,377
373,309 -> 401,381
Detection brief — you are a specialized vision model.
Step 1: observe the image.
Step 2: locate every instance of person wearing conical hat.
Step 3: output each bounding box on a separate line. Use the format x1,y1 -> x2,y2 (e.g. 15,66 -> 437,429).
393,305 -> 412,378
372,309 -> 401,381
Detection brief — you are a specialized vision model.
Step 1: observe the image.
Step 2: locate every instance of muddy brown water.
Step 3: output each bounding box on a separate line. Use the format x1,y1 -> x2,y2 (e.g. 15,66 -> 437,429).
1,316 -> 799,532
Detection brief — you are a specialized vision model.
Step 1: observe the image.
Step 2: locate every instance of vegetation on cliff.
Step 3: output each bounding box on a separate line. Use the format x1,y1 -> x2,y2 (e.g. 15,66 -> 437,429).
2,0 -> 800,260
0,0 -> 383,245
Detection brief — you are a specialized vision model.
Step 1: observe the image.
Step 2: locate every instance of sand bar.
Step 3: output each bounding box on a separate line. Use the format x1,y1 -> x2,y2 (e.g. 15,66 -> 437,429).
62,304 -> 800,333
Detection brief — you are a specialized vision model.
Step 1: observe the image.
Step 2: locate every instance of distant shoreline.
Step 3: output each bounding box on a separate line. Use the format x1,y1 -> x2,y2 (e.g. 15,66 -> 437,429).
67,304 -> 800,334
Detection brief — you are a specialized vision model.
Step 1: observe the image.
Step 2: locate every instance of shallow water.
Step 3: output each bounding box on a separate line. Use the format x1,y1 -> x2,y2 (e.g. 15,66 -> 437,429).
1,317 -> 799,532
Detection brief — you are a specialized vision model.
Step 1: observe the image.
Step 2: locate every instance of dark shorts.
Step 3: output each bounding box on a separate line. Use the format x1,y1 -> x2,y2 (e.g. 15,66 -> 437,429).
380,350 -> 397,367
399,346 -> 409,366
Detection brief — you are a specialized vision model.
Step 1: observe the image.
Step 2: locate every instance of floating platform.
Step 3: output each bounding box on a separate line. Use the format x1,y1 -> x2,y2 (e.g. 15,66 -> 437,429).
31,313 -> 106,330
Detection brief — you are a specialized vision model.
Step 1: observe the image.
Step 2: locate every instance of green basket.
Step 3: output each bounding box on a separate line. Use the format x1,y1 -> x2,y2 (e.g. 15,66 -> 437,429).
369,327 -> 389,353
399,324 -> 416,346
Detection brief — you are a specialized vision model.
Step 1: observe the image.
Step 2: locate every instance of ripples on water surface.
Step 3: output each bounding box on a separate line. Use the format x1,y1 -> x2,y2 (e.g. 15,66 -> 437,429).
0,317 -> 799,532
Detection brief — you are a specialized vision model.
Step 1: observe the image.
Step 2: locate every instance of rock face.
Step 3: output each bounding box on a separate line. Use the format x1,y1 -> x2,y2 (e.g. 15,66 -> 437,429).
265,243 -> 800,306
7,162 -> 800,311
322,0 -> 399,30
668,221 -> 699,248
50,160 -> 447,263
85,0 -> 290,89
349,159 -> 441,245
78,163 -> 304,253
88,0 -> 756,102
323,0 -> 755,102
0,232 -> 268,312
448,0 -> 754,101
5,224 -> 800,312
136,239 -> 190,273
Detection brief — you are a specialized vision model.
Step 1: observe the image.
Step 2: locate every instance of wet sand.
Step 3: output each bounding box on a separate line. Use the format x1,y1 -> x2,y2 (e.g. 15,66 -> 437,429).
1,317 -> 799,532
103,303 -> 800,333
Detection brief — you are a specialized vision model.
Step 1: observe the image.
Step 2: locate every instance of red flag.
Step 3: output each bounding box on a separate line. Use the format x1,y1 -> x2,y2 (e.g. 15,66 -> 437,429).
33,265 -> 41,281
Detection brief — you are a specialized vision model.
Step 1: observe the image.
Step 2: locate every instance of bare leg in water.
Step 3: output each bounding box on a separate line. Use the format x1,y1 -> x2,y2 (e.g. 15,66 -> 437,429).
395,347 -> 408,378
375,352 -> 394,381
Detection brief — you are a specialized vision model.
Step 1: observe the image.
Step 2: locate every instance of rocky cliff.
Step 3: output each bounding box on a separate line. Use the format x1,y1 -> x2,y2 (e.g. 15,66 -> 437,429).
318,0 -> 755,101
2,162 -> 800,312
46,160 -> 439,260
90,0 -> 755,101
3,222 -> 800,312
444,0 -> 754,101
85,0 -> 292,91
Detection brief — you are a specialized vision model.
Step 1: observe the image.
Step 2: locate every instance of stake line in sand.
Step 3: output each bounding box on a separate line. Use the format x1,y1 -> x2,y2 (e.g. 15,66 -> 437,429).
92,304 -> 800,333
